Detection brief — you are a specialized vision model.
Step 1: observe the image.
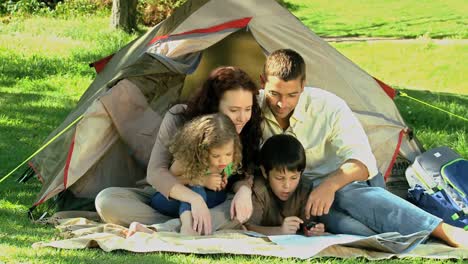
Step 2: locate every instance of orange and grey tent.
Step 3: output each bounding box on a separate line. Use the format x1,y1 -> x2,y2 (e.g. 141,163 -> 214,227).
19,0 -> 422,213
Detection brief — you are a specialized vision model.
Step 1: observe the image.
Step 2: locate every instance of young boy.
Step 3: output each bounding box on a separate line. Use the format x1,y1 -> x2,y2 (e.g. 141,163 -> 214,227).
244,134 -> 326,236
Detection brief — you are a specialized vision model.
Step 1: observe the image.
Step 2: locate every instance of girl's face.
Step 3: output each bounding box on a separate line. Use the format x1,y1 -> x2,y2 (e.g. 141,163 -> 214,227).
267,168 -> 301,201
208,140 -> 234,173
218,88 -> 253,134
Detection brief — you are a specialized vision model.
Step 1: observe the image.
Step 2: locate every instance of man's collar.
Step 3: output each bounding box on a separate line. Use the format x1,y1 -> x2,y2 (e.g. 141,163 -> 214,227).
292,95 -> 306,122
259,89 -> 307,125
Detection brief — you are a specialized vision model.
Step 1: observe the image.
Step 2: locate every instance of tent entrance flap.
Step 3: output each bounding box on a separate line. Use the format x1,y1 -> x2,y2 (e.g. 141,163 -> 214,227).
182,29 -> 265,99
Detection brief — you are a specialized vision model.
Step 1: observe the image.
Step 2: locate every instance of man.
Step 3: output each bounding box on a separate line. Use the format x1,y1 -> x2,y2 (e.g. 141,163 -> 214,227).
258,49 -> 467,247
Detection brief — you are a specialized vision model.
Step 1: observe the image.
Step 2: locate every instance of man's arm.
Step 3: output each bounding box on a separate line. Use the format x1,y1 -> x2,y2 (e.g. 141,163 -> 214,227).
319,159 -> 369,192
328,98 -> 378,180
304,159 -> 369,218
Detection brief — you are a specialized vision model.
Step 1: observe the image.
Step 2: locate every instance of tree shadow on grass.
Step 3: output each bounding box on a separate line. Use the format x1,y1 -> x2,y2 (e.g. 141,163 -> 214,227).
0,91 -> 76,176
0,53 -> 96,88
301,14 -> 464,38
343,16 -> 462,36
0,91 -> 74,119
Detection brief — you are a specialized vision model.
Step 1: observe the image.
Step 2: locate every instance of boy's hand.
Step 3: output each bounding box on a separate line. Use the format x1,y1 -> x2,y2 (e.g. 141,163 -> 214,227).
305,181 -> 336,218
304,222 -> 327,237
281,216 -> 303,234
203,173 -> 223,191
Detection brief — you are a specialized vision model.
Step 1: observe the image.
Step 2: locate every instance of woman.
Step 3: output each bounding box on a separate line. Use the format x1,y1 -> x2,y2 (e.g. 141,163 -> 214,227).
95,66 -> 262,235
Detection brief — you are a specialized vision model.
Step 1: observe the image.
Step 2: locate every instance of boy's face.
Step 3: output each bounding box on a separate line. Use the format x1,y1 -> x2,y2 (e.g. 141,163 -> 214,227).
266,167 -> 301,201
261,75 -> 304,122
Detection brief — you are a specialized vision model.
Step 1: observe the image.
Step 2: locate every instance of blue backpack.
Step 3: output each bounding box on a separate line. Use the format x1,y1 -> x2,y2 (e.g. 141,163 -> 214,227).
405,147 -> 468,230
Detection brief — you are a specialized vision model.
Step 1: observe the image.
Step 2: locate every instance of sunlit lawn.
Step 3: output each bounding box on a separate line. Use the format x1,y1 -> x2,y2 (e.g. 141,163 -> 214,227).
286,0 -> 468,38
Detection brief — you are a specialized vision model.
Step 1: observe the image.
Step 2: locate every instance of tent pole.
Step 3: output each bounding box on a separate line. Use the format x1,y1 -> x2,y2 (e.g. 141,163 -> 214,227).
399,91 -> 468,122
0,115 -> 84,184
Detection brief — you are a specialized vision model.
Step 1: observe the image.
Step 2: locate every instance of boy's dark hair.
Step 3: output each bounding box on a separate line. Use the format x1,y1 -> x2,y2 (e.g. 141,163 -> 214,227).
260,134 -> 306,176
263,49 -> 306,83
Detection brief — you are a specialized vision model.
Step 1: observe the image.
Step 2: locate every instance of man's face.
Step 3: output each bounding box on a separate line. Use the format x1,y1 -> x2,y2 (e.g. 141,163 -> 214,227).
262,75 -> 304,121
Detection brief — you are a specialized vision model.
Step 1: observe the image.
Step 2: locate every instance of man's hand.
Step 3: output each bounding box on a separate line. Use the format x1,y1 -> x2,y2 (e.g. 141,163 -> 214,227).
230,185 -> 253,223
190,196 -> 212,235
304,181 -> 338,219
281,216 -> 303,234
203,173 -> 223,191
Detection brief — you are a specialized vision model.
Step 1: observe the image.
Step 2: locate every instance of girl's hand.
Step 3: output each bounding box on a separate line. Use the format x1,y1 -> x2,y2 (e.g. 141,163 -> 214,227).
304,223 -> 327,237
203,173 -> 223,191
220,174 -> 228,190
190,196 -> 212,235
281,216 -> 303,234
230,185 -> 252,223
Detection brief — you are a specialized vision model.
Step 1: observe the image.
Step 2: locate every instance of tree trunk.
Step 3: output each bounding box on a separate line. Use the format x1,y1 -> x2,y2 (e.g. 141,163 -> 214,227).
111,0 -> 138,33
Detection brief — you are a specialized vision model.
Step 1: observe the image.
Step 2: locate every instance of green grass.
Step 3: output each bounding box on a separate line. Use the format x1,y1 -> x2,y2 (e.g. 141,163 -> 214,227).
285,0 -> 468,38
0,2 -> 467,263
0,16 -> 137,176
394,90 -> 467,157
332,41 -> 468,95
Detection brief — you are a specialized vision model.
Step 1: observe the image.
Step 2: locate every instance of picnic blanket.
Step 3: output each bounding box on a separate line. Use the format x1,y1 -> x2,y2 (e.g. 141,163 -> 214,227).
33,217 -> 468,260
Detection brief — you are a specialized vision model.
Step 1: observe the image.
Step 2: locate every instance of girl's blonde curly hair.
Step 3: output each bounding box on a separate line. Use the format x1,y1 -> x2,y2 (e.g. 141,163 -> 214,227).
169,113 -> 242,185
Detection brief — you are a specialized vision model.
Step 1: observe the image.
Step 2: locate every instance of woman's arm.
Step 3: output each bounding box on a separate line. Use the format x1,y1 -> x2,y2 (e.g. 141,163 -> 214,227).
146,106 -> 186,198
230,184 -> 253,223
146,105 -> 202,200
232,172 -> 254,192
169,159 -> 184,177
169,160 -> 192,185
146,106 -> 212,234
228,170 -> 254,222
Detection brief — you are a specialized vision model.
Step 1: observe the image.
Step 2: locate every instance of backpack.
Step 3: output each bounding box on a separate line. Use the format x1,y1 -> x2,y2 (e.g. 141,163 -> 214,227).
405,146 -> 468,229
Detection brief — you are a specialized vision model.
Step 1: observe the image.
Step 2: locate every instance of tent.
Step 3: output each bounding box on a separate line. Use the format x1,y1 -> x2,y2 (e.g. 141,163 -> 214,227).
25,0 -> 422,213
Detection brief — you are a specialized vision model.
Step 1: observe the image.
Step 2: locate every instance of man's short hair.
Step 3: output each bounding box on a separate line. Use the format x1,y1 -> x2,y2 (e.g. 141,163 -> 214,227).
260,134 -> 306,176
263,49 -> 306,82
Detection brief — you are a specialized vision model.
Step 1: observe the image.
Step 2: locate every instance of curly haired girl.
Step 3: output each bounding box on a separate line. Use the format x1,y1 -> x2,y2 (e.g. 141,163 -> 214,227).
149,113 -> 242,235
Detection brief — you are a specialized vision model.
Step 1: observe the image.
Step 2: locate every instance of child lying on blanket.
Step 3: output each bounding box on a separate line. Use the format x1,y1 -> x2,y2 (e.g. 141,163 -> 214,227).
243,134 -> 326,236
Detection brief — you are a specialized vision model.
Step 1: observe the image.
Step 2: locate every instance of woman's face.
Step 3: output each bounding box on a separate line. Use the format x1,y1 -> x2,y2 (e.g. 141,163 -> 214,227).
218,88 -> 253,134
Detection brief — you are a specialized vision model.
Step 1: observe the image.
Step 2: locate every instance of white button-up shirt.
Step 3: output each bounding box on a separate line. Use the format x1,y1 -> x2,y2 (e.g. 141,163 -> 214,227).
259,87 -> 379,181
